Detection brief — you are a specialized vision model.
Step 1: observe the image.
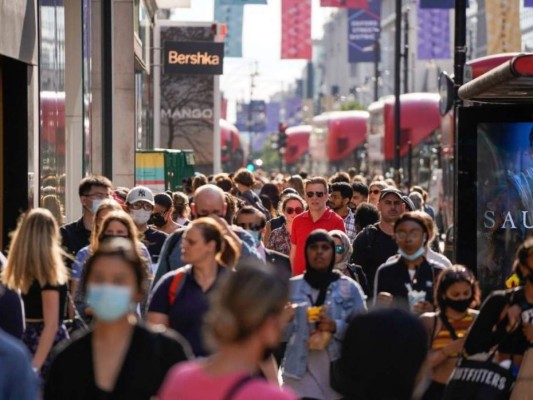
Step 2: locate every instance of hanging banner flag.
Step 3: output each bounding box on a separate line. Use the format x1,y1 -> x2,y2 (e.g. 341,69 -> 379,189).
420,0 -> 455,8
215,0 -> 244,57
525,0 -> 533,7
417,0 -> 451,60
220,0 -> 267,4
486,0 -> 521,54
281,0 -> 312,60
348,0 -> 381,63
320,0 -> 368,7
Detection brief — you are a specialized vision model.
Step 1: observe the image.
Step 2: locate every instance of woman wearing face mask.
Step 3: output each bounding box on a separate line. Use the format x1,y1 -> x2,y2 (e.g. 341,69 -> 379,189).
75,210 -> 152,319
419,266 -> 480,400
151,193 -> 181,235
44,238 -> 192,400
281,230 -> 367,400
463,239 -> 533,386
267,194 -> 306,256
147,217 -> 240,357
330,230 -> 369,297
159,265 -> 297,400
374,211 -> 446,314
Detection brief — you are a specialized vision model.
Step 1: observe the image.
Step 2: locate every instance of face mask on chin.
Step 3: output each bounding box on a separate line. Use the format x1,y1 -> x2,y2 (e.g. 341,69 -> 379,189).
149,213 -> 166,227
246,230 -> 261,247
398,246 -> 425,261
443,297 -> 473,313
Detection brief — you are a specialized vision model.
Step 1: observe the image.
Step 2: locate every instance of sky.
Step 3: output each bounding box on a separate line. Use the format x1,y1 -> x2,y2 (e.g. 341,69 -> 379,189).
171,0 -> 336,106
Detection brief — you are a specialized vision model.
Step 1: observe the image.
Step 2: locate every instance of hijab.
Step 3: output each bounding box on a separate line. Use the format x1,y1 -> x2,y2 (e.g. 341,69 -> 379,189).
303,229 -> 340,306
330,230 -> 352,271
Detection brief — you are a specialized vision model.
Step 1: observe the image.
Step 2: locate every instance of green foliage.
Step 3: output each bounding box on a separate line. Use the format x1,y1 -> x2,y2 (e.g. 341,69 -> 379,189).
340,100 -> 366,111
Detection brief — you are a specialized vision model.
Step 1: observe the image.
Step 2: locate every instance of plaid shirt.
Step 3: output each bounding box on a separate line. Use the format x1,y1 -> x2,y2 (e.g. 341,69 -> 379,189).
343,209 -> 357,242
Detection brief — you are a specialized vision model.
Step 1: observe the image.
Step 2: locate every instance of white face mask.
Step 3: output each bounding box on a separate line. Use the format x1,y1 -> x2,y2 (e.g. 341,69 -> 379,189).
90,199 -> 103,215
130,209 -> 151,226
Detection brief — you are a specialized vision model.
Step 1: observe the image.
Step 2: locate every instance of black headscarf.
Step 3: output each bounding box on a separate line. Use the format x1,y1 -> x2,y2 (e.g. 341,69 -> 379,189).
303,229 -> 340,306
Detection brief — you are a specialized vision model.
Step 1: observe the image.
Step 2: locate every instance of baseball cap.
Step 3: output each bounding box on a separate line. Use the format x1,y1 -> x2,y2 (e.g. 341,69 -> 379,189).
126,186 -> 155,205
378,188 -> 403,202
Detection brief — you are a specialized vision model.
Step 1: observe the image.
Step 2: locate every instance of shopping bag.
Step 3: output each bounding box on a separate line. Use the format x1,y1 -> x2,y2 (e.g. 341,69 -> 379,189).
442,355 -> 514,400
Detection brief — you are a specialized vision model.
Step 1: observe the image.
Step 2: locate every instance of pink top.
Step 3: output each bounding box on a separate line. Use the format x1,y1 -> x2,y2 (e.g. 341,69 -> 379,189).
159,361 -> 297,400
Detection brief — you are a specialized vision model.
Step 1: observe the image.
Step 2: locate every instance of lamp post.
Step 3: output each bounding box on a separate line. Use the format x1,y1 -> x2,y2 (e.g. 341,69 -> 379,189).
394,0 -> 402,183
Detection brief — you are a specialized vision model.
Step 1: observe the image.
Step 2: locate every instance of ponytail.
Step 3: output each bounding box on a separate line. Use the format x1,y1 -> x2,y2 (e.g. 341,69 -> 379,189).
217,235 -> 240,269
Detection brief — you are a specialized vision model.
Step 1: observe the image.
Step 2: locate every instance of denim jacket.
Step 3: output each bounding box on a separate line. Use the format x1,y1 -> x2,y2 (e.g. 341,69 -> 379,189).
281,275 -> 367,379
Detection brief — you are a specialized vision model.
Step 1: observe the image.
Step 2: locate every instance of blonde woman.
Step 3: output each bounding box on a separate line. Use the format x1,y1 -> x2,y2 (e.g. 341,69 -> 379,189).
2,208 -> 69,377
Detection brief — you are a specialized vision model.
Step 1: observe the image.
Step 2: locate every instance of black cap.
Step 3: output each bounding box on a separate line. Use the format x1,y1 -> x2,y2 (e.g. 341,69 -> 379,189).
402,196 -> 416,211
378,188 -> 403,202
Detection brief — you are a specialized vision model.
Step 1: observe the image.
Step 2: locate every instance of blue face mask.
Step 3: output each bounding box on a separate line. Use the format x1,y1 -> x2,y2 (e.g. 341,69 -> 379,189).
246,230 -> 261,247
398,246 -> 426,261
91,199 -> 103,215
86,284 -> 132,322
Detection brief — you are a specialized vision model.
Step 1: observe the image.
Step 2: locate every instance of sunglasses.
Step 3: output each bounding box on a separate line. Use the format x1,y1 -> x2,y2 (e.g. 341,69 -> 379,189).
285,206 -> 304,215
335,245 -> 345,254
370,189 -> 381,195
306,191 -> 325,198
236,222 -> 263,232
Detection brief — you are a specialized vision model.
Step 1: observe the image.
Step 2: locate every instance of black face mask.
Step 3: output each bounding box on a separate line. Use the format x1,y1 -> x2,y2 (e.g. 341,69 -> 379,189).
443,297 -> 472,313
149,213 -> 166,227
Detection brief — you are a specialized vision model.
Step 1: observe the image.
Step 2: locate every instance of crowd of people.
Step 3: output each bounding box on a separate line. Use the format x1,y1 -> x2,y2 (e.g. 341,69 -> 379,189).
0,168 -> 532,400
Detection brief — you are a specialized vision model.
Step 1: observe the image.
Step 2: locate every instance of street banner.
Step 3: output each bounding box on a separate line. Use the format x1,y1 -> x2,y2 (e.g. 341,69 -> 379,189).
158,24 -> 216,172
283,97 -> 303,126
348,0 -> 381,63
486,0 -> 521,54
526,0 -> 533,7
281,0 -> 312,60
220,0 -> 267,4
417,0 -> 451,60
214,0 -> 244,57
320,0 -> 368,7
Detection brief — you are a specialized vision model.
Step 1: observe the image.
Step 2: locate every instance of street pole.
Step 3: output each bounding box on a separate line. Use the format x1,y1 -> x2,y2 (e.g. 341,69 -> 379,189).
394,0 -> 402,183
374,37 -> 380,102
454,0 -> 467,102
403,8 -> 409,94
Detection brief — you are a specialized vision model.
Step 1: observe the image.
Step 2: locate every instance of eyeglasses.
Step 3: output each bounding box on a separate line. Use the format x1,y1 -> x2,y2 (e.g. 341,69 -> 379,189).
306,191 -> 325,198
335,245 -> 345,254
370,189 -> 381,195
129,202 -> 153,211
236,222 -> 263,231
395,231 -> 424,241
83,192 -> 109,200
285,206 -> 303,215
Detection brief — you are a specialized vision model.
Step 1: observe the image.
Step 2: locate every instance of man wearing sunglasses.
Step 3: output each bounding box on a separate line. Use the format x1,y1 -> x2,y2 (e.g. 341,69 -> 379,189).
235,206 -> 291,282
290,177 -> 346,276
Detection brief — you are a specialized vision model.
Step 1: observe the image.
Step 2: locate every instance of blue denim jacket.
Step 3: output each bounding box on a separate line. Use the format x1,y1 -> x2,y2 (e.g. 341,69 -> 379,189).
281,275 -> 367,379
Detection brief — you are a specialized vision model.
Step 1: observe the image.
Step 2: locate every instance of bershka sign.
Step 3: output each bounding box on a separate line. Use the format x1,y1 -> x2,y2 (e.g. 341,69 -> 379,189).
164,41 -> 224,75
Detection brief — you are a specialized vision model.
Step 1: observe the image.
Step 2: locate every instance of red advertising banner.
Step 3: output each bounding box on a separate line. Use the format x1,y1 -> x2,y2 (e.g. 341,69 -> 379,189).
321,0 -> 368,7
281,0 -> 312,60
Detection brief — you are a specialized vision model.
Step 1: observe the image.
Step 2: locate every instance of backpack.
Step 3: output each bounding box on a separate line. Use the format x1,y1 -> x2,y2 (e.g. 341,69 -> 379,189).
167,265 -> 192,306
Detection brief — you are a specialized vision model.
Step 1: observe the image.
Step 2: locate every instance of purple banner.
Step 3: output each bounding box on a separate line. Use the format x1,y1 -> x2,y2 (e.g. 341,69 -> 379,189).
420,0 -> 454,8
283,97 -> 303,126
265,102 -> 281,133
417,1 -> 451,60
525,0 -> 533,7
348,0 -> 381,63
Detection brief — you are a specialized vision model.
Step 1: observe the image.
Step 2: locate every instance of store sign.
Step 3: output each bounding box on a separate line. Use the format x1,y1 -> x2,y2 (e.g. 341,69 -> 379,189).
164,41 -> 224,75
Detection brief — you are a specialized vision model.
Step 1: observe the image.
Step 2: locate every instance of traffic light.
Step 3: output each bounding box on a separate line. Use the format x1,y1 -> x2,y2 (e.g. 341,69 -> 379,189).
278,122 -> 288,150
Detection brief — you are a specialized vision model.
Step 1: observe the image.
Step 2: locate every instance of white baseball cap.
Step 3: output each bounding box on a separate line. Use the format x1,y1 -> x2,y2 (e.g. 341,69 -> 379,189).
126,186 -> 155,205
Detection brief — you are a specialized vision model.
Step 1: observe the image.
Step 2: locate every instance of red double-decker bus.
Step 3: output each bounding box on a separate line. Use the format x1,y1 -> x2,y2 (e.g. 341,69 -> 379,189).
308,110 -> 368,175
284,125 -> 311,173
220,119 -> 245,172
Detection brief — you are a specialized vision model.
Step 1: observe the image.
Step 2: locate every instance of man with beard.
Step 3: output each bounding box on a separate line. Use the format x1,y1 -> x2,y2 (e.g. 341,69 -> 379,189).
329,182 -> 357,241
351,188 -> 406,296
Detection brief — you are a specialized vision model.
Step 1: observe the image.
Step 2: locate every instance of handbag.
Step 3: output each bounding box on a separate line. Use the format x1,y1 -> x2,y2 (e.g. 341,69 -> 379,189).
442,352 -> 514,400
64,292 -> 88,335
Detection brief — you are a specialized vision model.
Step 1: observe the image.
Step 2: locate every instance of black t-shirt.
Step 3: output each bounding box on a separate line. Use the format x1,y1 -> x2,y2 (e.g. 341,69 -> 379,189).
0,284 -> 24,339
373,257 -> 444,309
44,324 -> 192,400
464,288 -> 533,357
143,228 -> 168,265
351,224 -> 398,294
60,218 -> 91,271
22,280 -> 68,320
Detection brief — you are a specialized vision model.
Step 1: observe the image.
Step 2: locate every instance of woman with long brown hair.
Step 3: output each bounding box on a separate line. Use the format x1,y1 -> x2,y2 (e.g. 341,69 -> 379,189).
2,208 -> 69,377
147,217 -> 240,356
